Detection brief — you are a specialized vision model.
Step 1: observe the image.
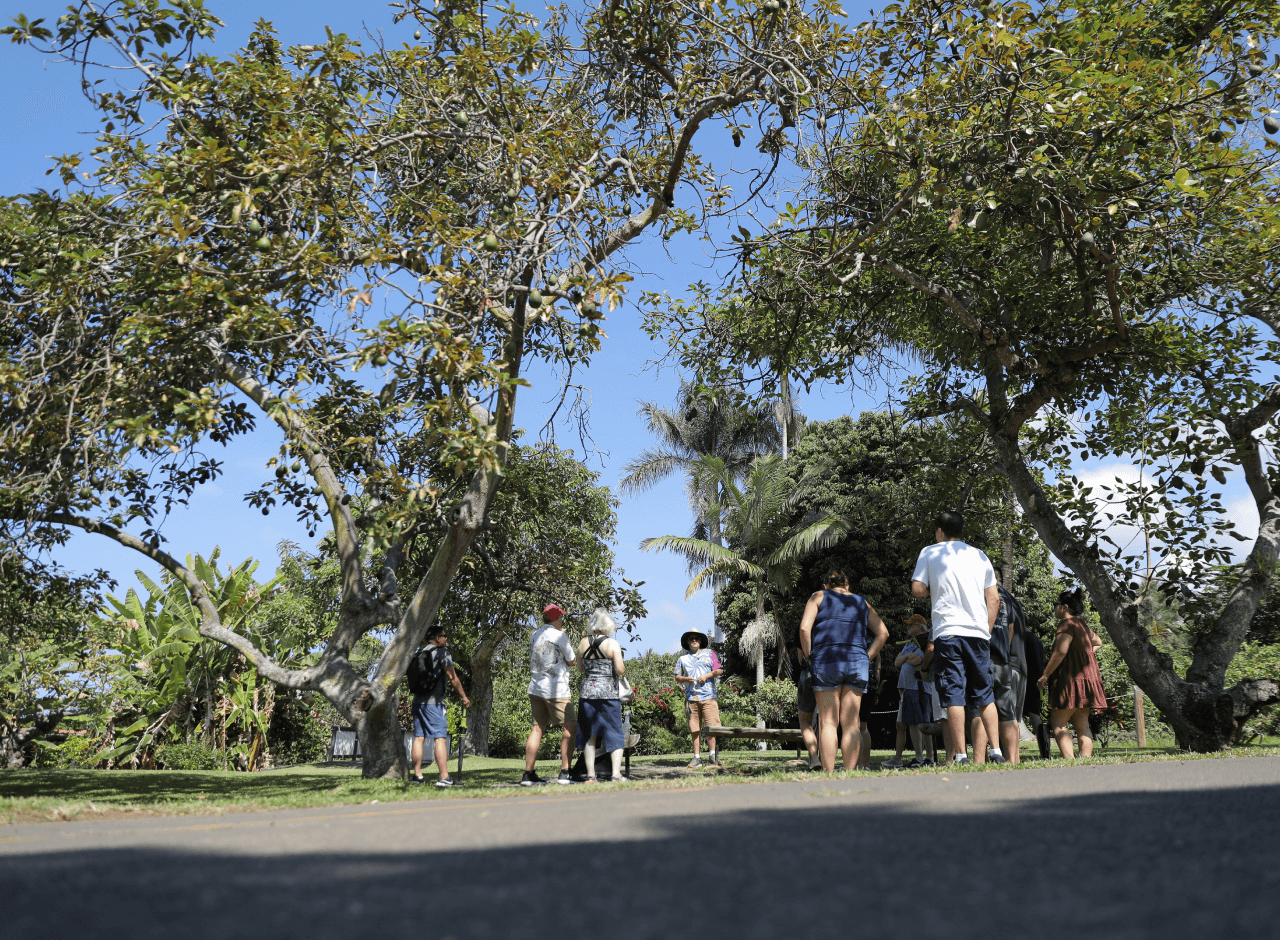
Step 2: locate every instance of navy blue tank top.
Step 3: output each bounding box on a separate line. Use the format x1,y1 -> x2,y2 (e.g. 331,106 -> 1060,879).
810,590 -> 870,676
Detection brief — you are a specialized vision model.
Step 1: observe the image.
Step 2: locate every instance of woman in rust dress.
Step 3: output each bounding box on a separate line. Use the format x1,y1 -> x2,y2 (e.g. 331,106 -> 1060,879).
1036,588 -> 1107,759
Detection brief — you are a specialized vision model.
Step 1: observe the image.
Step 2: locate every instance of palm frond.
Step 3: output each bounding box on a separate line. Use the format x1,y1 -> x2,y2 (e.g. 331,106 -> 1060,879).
618,448 -> 694,495
769,516 -> 851,565
685,556 -> 766,598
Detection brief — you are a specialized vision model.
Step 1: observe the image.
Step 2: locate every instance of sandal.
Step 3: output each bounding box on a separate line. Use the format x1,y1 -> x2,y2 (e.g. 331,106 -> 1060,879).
584,776 -> 598,784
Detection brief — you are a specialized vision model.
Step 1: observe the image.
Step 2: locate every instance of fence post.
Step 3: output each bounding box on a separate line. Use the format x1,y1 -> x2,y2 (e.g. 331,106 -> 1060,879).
1134,684 -> 1146,748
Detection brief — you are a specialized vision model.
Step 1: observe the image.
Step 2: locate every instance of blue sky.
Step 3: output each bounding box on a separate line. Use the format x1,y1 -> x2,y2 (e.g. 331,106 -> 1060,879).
3,0 -> 1261,655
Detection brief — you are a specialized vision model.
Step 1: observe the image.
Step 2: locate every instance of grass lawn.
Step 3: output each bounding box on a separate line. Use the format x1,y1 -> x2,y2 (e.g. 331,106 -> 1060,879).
3,738 -> 1277,826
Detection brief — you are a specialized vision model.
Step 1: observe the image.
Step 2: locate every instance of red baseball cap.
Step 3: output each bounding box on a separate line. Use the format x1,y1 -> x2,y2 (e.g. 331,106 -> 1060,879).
543,603 -> 566,623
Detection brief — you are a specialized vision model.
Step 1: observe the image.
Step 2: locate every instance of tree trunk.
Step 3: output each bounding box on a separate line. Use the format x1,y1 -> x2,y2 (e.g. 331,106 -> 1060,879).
0,709 -> 63,769
755,591 -> 766,732
354,691 -> 408,779
465,620 -> 510,758
990,428 -> 1280,750
1001,485 -> 1014,589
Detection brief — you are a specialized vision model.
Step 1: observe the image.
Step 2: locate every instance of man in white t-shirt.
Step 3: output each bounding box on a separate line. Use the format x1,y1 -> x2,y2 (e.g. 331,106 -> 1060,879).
521,603 -> 578,786
911,511 -> 1003,765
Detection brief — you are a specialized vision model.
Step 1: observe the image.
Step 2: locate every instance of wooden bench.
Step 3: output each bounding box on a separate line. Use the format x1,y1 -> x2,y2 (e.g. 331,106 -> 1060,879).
704,725 -> 808,758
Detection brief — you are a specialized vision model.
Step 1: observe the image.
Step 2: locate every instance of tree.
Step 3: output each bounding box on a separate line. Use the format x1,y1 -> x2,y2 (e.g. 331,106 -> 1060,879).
0,0 -> 858,775
399,442 -> 646,756
620,383 -> 780,549
651,0 -> 1280,748
0,555 -> 108,767
642,454 -> 847,726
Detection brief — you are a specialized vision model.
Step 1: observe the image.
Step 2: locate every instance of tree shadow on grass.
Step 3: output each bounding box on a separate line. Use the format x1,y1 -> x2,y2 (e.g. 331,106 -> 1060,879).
0,762 -> 537,806
1,777 -> 1277,940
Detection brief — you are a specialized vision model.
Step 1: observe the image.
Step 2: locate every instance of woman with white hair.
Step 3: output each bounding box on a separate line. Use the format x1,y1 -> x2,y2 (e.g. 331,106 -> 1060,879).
575,608 -> 627,782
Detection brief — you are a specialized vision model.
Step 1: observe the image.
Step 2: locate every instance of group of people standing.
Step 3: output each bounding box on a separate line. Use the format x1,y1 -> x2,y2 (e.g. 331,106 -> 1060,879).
406,510 -> 1112,784
794,511 -> 1110,770
519,603 -> 628,785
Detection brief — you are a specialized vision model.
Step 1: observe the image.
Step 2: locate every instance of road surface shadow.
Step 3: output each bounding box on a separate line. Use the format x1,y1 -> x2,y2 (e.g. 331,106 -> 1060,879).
3,782 -> 1276,940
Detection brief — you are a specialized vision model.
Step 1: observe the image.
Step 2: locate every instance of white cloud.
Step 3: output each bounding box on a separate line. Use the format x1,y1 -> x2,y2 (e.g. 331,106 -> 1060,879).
1225,497 -> 1260,542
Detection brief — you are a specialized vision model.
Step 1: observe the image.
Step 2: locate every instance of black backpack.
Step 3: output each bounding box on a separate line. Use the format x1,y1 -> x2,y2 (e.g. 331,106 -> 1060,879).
406,647 -> 439,696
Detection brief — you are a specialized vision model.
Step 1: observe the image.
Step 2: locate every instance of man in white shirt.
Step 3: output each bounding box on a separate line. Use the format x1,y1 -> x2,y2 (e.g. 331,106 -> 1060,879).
911,511 -> 1003,765
521,603 -> 578,786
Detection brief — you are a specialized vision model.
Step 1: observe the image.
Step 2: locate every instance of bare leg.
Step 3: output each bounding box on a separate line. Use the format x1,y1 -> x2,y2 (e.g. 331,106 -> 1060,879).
584,736 -> 598,780
839,687 -> 863,770
1050,708 -> 1075,759
971,712 -> 988,763
433,737 -> 449,780
945,705 -> 968,761
560,721 -> 576,770
707,733 -> 716,761
800,711 -> 818,766
815,690 -> 841,772
977,702 -> 1000,757
1000,721 -> 1021,763
690,720 -> 702,758
524,722 -> 545,772
610,748 -> 624,779
1072,710 -> 1095,758
895,722 -> 907,759
908,725 -> 924,759
412,736 -> 425,777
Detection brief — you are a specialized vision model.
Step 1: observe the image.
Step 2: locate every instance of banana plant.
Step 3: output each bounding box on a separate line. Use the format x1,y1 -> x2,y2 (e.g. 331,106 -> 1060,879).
94,549 -> 285,768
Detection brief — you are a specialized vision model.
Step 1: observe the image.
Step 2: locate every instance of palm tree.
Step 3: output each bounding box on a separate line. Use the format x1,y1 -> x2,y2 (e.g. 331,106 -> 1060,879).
641,455 -> 847,726
620,384 -> 780,549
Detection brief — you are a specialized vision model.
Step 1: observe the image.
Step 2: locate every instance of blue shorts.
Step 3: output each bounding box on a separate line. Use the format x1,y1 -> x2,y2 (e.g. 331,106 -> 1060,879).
933,636 -> 995,710
412,698 -> 448,739
811,664 -> 868,693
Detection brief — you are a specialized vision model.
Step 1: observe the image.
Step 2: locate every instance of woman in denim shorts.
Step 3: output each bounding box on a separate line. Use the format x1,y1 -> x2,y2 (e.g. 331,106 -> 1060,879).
798,568 -> 889,771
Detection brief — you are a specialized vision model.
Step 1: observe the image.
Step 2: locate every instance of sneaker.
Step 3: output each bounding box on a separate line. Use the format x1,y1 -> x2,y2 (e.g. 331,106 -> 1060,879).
881,756 -> 905,769
687,757 -> 704,769
708,753 -> 722,767
435,776 -> 458,788
556,769 -> 574,786
519,770 -> 544,787
988,752 -> 1007,765
412,775 -> 427,785
952,755 -> 971,766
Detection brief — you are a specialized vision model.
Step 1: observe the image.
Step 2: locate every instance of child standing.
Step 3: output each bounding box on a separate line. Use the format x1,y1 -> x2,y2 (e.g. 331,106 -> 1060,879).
883,614 -> 929,769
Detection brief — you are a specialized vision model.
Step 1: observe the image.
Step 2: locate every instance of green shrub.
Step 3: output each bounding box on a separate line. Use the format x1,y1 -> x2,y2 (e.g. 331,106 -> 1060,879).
486,657 -> 537,758
756,677 -> 799,726
34,734 -> 100,768
1227,642 -> 1280,739
268,696 -> 331,766
635,726 -> 684,756
155,742 -> 226,770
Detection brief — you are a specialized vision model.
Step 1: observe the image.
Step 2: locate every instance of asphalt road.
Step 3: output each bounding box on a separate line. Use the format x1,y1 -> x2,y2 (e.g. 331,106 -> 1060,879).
3,757 -> 1278,940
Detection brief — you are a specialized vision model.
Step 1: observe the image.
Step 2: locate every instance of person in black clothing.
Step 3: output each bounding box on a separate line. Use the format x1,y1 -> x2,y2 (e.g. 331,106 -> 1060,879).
408,625 -> 470,787
971,583 -> 1029,763
1022,625 -> 1052,759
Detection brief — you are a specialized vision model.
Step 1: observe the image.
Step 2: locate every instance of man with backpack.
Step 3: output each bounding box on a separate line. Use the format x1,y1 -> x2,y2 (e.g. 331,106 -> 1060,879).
408,625 -> 470,787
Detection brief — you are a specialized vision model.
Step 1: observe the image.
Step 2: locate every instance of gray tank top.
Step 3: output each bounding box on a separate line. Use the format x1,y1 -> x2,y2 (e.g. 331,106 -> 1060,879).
580,636 -> 618,700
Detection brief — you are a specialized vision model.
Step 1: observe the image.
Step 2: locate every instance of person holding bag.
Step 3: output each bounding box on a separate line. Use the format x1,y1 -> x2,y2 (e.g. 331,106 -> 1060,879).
575,609 -> 628,782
